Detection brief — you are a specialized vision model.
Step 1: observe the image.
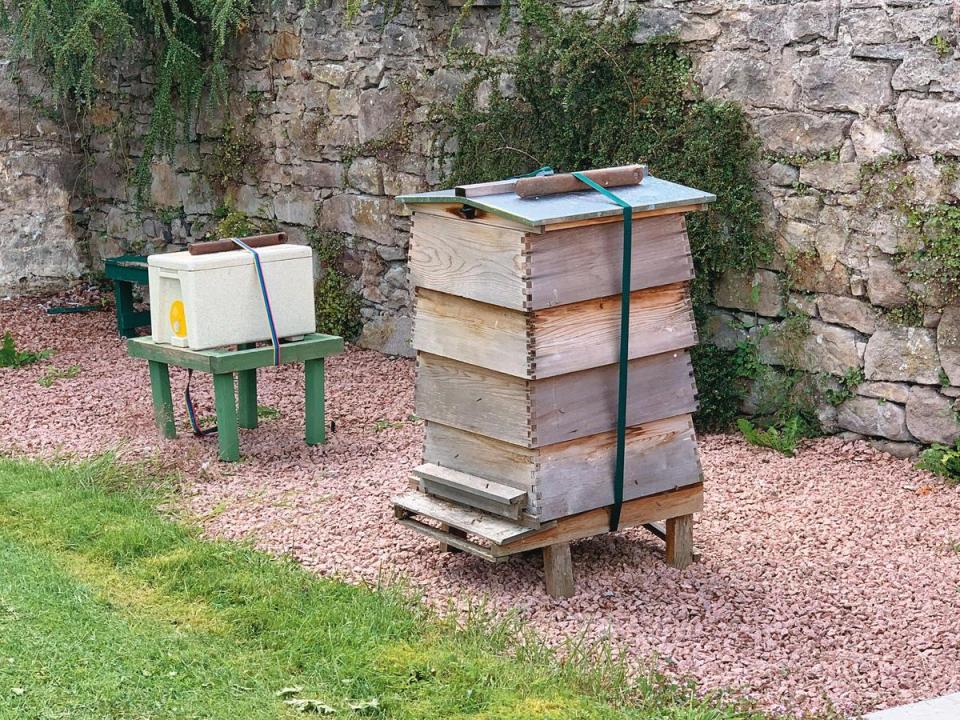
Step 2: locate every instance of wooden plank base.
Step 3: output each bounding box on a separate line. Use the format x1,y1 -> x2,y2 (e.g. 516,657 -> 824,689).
543,543 -> 575,598
393,484 -> 703,596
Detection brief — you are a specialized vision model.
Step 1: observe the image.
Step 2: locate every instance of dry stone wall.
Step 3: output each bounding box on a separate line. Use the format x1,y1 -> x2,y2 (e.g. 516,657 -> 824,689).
6,0 -> 960,451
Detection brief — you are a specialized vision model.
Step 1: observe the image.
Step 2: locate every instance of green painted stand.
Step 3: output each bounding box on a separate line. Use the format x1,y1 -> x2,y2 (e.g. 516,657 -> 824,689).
104,255 -> 151,338
128,334 -> 344,462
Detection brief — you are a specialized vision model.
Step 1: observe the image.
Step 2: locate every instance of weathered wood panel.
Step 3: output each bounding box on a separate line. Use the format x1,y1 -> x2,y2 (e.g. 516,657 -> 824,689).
532,283 -> 696,378
409,213 -> 529,309
412,288 -> 530,377
415,353 -> 531,446
535,414 -> 702,521
423,422 -> 536,492
419,351 -> 697,448
527,214 -> 693,309
531,350 -> 698,447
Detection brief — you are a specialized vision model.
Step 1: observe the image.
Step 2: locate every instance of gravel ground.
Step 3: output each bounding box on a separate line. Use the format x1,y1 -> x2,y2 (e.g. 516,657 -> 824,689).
2,292 -> 959,718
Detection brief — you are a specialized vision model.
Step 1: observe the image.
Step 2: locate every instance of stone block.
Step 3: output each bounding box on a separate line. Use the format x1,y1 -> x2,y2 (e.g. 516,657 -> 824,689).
346,157 -> 383,195
273,191 -> 316,226
357,312 -> 414,357
866,256 -> 910,307
697,51 -> 797,110
149,162 -> 179,207
937,306 -> 960,386
272,31 -> 300,60
799,57 -> 894,114
815,226 -> 847,272
837,396 -> 912,441
841,8 -> 896,44
897,97 -> 960,157
319,194 -> 396,245
803,319 -> 863,376
817,294 -> 877,334
713,269 -> 784,316
766,162 -> 800,187
890,6 -> 951,42
869,439 -> 920,459
358,83 -> 404,143
858,381 -> 911,404
703,309 -> 746,351
755,112 -> 850,156
906,386 -> 960,445
799,161 -> 861,193
850,116 -> 905,162
864,327 -> 942,384
747,2 -> 839,47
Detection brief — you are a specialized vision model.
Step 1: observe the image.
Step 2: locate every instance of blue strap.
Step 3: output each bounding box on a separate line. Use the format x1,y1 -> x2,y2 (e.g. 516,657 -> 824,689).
183,238 -> 281,437
231,238 -> 281,367
571,172 -> 633,533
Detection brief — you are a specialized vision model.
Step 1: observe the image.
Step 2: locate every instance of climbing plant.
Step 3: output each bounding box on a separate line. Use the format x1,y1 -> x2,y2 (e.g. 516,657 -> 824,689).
436,1 -> 770,430
0,0 -> 257,200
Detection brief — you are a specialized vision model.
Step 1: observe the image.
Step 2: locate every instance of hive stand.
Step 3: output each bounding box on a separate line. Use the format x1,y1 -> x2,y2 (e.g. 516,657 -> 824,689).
104,255 -> 151,338
128,334 -> 343,461
393,484 -> 702,597
394,172 -> 715,598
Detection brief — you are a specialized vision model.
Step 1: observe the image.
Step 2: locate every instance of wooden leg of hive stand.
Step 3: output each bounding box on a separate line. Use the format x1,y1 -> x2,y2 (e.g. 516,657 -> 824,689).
543,543 -> 575,599
304,358 -> 326,445
147,361 -> 176,439
212,372 -> 240,462
236,345 -> 258,430
665,514 -> 694,569
438,523 -> 467,553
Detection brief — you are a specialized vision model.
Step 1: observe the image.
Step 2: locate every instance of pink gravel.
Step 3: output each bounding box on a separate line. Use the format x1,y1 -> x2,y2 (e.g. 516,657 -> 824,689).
1,291 -> 959,718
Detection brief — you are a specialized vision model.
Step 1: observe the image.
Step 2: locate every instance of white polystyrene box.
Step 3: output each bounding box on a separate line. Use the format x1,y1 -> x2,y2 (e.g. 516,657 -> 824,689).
148,244 -> 316,350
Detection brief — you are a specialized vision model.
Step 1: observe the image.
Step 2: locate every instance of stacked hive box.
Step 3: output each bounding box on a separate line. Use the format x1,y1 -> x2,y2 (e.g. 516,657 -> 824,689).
395,174 -> 715,596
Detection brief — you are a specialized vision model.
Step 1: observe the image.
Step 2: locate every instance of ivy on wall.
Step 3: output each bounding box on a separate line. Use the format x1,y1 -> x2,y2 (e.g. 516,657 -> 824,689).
436,1 -> 771,430
1,0 -> 256,199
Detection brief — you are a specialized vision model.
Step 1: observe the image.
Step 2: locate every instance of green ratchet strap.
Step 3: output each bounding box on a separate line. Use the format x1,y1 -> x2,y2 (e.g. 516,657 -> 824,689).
571,172 -> 633,532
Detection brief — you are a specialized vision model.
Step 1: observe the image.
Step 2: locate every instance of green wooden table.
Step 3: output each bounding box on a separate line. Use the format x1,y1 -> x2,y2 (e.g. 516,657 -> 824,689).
128,334 -> 344,461
104,255 -> 151,338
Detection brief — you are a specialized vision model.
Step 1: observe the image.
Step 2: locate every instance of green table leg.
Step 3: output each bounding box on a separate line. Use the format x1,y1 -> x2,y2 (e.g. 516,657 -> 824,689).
213,372 -> 240,462
114,280 -> 136,338
236,345 -> 258,430
305,358 -> 326,445
148,361 -> 176,439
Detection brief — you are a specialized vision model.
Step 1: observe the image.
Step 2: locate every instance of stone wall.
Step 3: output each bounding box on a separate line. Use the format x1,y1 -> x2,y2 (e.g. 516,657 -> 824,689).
0,37 -> 85,295
8,0 -> 960,452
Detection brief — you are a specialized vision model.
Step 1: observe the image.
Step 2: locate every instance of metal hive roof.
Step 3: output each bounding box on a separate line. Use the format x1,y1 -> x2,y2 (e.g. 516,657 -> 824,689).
397,175 -> 715,227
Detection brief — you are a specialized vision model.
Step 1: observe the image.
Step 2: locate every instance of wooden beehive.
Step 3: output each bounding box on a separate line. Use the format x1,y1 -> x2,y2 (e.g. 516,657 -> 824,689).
394,171 -> 715,596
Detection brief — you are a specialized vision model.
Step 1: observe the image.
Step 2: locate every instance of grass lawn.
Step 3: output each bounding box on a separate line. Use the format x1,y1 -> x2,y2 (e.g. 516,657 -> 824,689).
0,456 -> 766,720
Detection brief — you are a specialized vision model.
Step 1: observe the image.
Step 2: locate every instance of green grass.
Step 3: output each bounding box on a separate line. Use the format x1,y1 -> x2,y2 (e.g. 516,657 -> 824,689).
0,456 -> 769,720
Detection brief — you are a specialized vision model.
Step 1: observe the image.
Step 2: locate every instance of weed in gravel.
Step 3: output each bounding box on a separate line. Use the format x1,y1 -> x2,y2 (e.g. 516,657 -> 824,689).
737,417 -> 805,457
256,405 -> 280,421
917,440 -> 960,486
36,364 -> 81,388
0,332 -> 51,368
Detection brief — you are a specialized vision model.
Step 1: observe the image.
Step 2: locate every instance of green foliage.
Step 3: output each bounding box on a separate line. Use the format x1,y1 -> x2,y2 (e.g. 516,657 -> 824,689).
0,456 -> 772,719
36,363 -> 81,387
736,416 -> 805,457
310,230 -> 363,341
214,207 -> 255,238
883,300 -> 925,327
1,0 -> 257,201
906,203 -> 960,303
824,367 -> 864,406
0,332 -> 51,368
207,117 -> 259,192
931,33 -> 952,58
689,344 -> 744,432
435,3 -> 768,430
917,439 -> 960,486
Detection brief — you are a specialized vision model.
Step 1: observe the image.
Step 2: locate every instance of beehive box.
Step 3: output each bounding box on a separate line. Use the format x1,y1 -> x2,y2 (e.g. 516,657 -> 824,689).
394,172 -> 714,593
148,244 -> 315,350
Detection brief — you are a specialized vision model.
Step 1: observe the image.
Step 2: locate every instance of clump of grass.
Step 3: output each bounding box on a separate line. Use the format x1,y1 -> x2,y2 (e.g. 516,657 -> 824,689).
256,404 -> 280,421
0,331 -> 51,368
917,440 -> 960,486
37,364 -> 81,388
